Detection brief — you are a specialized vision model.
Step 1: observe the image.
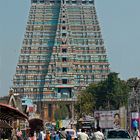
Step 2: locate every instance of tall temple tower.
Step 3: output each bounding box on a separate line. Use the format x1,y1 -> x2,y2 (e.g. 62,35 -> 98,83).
11,0 -> 110,120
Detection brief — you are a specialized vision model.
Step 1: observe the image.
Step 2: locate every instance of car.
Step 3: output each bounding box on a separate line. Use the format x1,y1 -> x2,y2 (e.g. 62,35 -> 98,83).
105,129 -> 132,140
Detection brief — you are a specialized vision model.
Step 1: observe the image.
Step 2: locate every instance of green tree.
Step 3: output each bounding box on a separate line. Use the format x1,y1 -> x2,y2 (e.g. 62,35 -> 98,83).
127,77 -> 140,90
75,89 -> 95,118
100,72 -> 129,109
75,72 -> 130,117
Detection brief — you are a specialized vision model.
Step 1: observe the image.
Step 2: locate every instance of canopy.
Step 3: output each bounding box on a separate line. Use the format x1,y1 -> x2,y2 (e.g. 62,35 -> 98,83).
29,118 -> 44,132
0,103 -> 28,121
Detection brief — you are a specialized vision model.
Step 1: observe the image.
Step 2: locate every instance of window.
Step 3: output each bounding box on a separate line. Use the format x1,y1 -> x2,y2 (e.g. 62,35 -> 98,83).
62,79 -> 67,84
20,88 -> 24,93
82,1 -> 86,4
50,1 -> 55,3
62,57 -> 67,62
62,33 -> 66,37
63,67 -> 67,72
22,100 -> 25,103
40,0 -> 44,3
62,20 -> 65,23
62,26 -> 66,30
89,0 -> 94,4
62,48 -> 67,53
33,88 -> 37,92
62,41 -> 66,44
32,0 -> 37,3
72,1 -> 76,4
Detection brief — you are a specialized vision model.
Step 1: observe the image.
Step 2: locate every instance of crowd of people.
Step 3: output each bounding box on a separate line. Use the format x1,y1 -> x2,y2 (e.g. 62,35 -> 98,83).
3,126 -> 140,140
0,126 -> 105,140
9,127 -> 140,140
22,127 -> 104,140
4,126 -> 140,140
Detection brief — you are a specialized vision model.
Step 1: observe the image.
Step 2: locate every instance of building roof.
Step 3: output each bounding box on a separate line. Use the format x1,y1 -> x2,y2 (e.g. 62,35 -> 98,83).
0,103 -> 28,121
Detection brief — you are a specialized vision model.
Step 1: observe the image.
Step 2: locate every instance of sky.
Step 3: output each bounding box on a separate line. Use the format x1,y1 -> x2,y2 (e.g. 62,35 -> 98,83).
0,0 -> 140,96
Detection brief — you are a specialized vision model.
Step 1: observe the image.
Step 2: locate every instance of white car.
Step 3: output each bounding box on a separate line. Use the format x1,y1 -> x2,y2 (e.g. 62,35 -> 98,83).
105,129 -> 132,140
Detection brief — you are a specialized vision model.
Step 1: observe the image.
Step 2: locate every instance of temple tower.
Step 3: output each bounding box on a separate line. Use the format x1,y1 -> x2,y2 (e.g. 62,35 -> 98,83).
11,0 -> 110,121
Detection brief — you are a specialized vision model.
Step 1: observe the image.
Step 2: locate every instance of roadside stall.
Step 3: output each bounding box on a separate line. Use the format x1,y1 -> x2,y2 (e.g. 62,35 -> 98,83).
0,103 -> 28,139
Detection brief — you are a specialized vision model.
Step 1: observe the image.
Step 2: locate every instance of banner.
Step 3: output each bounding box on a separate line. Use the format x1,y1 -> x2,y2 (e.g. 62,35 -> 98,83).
94,110 -> 119,129
131,112 -> 139,129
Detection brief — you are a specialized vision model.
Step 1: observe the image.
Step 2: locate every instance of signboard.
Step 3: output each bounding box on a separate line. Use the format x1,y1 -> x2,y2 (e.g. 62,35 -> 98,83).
94,110 -> 119,129
131,112 -> 139,129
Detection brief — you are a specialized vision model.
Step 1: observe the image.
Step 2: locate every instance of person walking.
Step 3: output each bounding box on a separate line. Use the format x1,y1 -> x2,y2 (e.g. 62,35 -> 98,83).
60,128 -> 67,140
66,131 -> 71,140
77,128 -> 89,140
93,127 -> 104,140
30,132 -> 35,140
45,131 -> 51,140
38,130 -> 45,140
55,131 -> 60,140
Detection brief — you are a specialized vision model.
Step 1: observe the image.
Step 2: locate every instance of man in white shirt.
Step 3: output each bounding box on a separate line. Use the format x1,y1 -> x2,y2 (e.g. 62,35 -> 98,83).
60,127 -> 67,140
93,127 -> 104,140
78,128 -> 89,140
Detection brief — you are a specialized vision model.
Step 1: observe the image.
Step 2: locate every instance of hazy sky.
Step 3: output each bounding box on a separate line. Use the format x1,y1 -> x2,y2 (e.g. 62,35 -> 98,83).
0,0 -> 140,96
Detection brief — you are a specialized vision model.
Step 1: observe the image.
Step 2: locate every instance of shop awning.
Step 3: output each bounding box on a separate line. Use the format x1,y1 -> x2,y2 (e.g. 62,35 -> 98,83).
0,103 -> 28,121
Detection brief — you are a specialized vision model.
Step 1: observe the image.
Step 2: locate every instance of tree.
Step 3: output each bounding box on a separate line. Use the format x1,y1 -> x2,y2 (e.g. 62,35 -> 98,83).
74,89 -> 95,118
127,77 -> 140,90
101,72 -> 129,109
75,72 -> 130,117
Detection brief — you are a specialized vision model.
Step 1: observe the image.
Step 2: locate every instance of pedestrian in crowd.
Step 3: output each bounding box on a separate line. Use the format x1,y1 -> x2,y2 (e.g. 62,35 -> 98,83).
11,129 -> 18,140
25,130 -> 31,140
60,127 -> 67,140
77,128 -> 89,140
45,131 -> 51,140
55,131 -> 60,140
16,128 -> 23,140
133,127 -> 140,140
50,131 -> 56,140
29,131 -> 35,140
93,127 -> 104,140
38,130 -> 45,140
66,131 -> 72,140
34,131 -> 37,140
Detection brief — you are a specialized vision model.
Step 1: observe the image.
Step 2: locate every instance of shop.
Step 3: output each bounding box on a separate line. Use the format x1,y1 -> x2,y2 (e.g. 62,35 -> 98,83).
0,103 -> 28,139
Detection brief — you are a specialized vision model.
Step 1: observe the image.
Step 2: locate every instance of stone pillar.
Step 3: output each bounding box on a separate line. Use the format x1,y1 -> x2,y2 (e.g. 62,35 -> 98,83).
52,103 -> 56,122
44,103 -> 49,121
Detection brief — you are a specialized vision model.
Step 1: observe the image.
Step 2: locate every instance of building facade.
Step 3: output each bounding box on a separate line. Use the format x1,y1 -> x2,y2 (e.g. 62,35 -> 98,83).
11,0 -> 110,121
